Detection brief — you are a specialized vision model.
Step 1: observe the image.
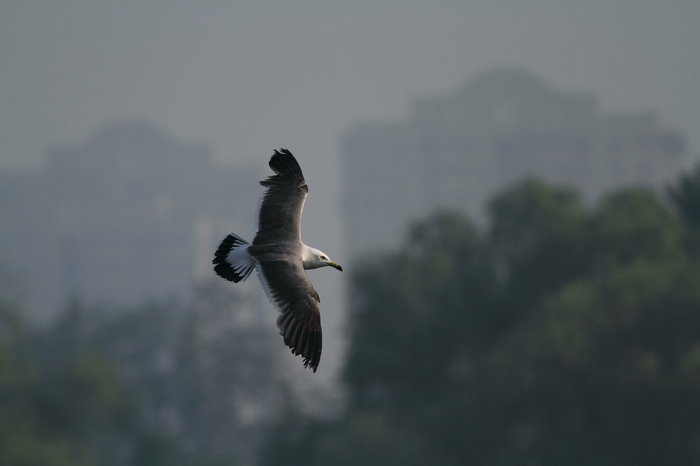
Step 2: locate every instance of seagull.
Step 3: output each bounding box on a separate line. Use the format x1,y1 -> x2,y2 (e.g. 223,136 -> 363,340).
212,149 -> 342,372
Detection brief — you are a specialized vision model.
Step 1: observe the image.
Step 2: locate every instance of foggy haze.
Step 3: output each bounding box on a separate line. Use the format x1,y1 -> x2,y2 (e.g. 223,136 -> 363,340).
2,1 -> 698,171
2,4 -> 700,463
1,0 -> 699,390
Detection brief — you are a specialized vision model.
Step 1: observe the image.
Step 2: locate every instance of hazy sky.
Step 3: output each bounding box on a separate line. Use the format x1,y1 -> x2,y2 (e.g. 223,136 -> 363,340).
2,1 -> 699,173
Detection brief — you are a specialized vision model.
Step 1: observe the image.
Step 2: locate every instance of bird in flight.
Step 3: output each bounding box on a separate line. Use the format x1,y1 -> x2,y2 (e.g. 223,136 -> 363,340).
213,149 -> 342,372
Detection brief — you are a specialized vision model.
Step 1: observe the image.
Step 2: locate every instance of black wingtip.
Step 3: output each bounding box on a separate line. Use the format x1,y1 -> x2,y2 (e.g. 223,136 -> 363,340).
260,148 -> 307,189
269,148 -> 303,176
276,303 -> 322,373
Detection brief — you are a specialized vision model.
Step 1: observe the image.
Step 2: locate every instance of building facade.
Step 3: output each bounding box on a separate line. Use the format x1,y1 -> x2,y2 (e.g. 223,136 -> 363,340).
341,69 -> 686,257
0,120 -> 263,320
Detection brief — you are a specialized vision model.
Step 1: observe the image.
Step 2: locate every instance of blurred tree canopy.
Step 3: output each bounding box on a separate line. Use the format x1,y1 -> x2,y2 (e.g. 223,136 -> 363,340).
0,282 -> 284,466
0,301 -> 134,466
262,172 -> 700,466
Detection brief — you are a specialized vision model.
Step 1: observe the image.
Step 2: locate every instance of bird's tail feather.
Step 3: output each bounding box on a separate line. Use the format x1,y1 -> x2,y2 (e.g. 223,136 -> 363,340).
213,233 -> 256,283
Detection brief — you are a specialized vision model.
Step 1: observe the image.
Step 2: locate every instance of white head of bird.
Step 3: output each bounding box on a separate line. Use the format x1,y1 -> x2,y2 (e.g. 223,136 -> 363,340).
302,245 -> 343,271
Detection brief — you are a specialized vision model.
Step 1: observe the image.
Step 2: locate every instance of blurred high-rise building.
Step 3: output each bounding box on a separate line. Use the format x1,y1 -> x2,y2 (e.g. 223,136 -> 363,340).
0,120 -> 263,320
341,69 -> 686,257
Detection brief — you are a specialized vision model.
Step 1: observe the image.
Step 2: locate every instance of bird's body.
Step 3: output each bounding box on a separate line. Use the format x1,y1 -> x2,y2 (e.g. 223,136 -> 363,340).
213,149 -> 341,372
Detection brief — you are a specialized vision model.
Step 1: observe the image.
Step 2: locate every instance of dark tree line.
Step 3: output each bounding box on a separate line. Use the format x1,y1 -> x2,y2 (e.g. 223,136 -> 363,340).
261,166 -> 700,466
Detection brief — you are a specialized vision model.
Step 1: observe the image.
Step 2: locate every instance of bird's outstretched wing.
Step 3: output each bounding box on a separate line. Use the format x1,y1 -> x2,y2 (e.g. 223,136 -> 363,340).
254,258 -> 322,372
254,149 -> 308,245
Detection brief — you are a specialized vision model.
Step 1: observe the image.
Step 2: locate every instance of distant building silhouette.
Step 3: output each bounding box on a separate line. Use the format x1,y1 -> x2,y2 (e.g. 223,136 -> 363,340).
0,120 -> 263,320
341,69 -> 686,256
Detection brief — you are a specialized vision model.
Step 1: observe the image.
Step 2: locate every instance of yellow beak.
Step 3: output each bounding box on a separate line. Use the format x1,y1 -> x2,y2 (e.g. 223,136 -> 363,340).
329,261 -> 343,272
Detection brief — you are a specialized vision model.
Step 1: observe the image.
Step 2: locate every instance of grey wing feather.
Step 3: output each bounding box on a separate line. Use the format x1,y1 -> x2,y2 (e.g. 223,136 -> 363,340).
253,258 -> 322,372
254,149 -> 308,245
